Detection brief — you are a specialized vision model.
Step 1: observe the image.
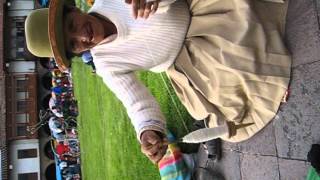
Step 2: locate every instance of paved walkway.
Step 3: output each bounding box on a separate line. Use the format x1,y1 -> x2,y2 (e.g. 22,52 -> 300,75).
196,0 -> 320,179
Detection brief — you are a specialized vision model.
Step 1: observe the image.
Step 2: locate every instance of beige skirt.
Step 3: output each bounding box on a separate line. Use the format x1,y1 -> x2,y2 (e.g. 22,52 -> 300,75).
166,0 -> 291,142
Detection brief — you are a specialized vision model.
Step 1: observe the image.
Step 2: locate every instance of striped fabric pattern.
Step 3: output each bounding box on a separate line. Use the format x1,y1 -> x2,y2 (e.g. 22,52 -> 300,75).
158,132 -> 191,180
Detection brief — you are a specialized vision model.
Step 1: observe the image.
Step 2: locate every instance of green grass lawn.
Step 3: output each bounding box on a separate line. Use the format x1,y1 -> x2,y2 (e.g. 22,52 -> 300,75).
72,58 -> 195,180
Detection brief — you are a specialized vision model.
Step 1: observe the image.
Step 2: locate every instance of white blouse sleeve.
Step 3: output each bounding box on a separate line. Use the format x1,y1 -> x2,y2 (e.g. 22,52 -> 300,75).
96,69 -> 166,141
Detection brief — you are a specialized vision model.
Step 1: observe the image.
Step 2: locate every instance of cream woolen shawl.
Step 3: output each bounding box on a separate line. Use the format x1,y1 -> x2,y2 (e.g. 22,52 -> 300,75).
89,0 -> 190,139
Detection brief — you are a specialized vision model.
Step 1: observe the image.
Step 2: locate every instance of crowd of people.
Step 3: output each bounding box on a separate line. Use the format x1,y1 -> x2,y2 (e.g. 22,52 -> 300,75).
46,59 -> 81,180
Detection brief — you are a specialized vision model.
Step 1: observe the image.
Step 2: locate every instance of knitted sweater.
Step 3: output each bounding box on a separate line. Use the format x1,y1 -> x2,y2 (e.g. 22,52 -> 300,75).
89,0 -> 190,139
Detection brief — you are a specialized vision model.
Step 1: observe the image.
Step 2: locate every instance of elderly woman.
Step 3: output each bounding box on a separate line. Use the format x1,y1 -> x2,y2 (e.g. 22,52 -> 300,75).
25,0 -> 291,164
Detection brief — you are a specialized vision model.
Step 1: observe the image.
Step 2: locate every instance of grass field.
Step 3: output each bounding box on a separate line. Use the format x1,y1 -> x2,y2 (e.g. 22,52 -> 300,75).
72,58 -> 195,180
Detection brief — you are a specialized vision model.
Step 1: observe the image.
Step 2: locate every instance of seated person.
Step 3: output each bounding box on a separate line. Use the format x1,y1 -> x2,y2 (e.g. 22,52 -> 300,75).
25,0 -> 291,164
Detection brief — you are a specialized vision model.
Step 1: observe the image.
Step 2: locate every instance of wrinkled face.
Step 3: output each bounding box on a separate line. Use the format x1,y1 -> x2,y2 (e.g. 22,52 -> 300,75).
63,8 -> 105,55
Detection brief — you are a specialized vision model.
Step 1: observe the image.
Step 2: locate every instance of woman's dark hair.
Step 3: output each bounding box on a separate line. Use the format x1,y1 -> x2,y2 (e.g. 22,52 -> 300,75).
65,50 -> 77,60
63,5 -> 81,59
63,4 -> 77,18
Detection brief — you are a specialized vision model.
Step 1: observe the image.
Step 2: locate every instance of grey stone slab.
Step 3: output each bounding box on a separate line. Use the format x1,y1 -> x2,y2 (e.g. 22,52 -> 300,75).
285,0 -> 320,67
213,150 -> 242,180
275,61 -> 320,160
240,154 -> 280,180
222,140 -> 240,152
237,123 -> 277,156
278,159 -> 310,180
195,144 -> 241,180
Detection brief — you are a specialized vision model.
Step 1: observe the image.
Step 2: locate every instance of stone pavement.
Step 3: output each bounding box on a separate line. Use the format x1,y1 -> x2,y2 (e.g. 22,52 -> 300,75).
196,0 -> 320,179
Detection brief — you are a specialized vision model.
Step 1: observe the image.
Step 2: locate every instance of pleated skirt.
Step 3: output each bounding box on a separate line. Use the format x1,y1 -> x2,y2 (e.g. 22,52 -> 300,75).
166,0 -> 291,142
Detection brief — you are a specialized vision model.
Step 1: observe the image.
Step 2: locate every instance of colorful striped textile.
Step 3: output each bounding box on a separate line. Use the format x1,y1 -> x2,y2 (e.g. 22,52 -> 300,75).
158,132 -> 191,180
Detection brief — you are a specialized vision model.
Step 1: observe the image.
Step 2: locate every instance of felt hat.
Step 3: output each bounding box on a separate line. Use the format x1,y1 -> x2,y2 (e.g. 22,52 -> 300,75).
25,0 -> 72,72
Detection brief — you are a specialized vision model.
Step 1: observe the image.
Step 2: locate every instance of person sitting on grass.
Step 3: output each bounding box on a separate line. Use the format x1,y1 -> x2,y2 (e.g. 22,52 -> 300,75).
25,0 -> 291,165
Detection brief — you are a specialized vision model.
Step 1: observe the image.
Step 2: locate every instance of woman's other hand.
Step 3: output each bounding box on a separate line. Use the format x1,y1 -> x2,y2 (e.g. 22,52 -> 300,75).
140,130 -> 168,164
125,0 -> 159,19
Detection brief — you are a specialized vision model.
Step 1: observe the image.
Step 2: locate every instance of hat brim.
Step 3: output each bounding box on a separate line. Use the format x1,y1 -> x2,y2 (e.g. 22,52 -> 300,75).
49,0 -> 70,72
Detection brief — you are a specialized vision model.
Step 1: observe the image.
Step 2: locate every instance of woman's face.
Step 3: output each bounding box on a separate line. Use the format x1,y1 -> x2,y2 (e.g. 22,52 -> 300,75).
63,8 -> 106,55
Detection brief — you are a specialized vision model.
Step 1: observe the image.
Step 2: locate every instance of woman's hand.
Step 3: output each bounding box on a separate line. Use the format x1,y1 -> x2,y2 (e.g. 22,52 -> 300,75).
140,130 -> 168,164
125,0 -> 160,19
